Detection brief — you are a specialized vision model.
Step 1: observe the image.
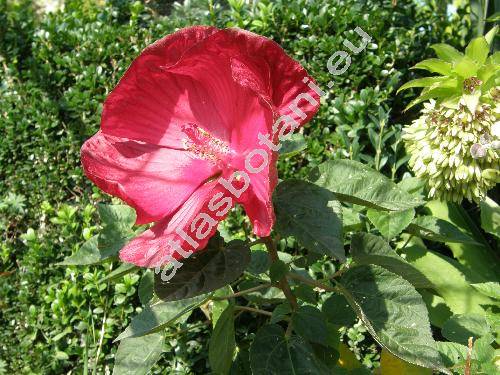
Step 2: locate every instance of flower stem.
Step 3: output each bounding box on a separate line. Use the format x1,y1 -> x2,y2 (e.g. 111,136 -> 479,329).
263,236 -> 298,310
234,305 -> 273,317
287,272 -> 337,293
212,283 -> 273,300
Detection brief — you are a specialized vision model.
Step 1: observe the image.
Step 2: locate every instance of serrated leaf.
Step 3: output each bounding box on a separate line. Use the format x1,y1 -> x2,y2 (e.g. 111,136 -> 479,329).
310,159 -> 424,212
112,332 -> 164,375
273,179 -> 344,261
366,208 -> 414,239
465,37 -> 490,65
442,314 -> 490,345
154,239 -> 250,301
279,133 -> 307,157
431,44 -> 464,63
292,306 -> 329,345
479,197 -> 500,238
471,282 -> 500,300
350,233 -> 432,288
406,216 -> 480,245
338,264 -> 447,373
249,325 -> 330,375
411,58 -> 452,75
58,236 -> 100,265
209,304 -> 235,375
116,294 -> 209,340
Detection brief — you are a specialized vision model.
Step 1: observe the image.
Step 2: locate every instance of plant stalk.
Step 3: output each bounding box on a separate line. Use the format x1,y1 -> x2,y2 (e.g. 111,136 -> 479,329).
263,237 -> 298,310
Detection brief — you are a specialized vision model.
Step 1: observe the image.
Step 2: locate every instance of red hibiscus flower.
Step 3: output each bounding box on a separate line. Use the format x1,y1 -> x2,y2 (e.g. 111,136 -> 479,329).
81,26 -> 320,267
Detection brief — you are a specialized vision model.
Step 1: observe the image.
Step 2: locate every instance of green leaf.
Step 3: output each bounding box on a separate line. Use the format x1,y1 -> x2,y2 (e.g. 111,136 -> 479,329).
484,25 -> 498,44
292,306 -> 329,345
337,264 -> 447,373
97,204 -> 136,258
406,216 -> 480,245
425,200 -> 499,282
465,37 -> 490,65
310,159 -> 424,211
471,282 -> 500,300
436,341 -> 468,368
398,177 -> 426,196
211,285 -> 234,327
480,197 -> 500,238
58,236 -> 100,265
366,208 -> 414,239
486,12 -> 500,22
411,59 -> 452,75
138,271 -> 154,305
249,325 -> 330,375
401,242 -> 494,314
247,249 -> 270,275
279,133 -> 307,157
350,233 -> 432,288
431,44 -> 464,63
154,239 -> 250,301
397,77 -> 450,94
452,56 -> 480,78
116,294 -> 209,340
342,207 -> 363,231
269,260 -> 289,283
238,280 -> 284,304
209,304 -> 236,375
273,179 -> 344,261
230,348 -> 251,375
404,86 -> 459,111
99,262 -> 138,283
419,290 -> 452,328
112,332 -> 164,375
442,314 -> 490,345
270,303 -> 292,324
322,294 -> 357,327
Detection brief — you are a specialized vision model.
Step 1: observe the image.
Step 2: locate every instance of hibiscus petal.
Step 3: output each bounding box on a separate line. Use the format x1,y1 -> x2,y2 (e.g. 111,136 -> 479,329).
234,154 -> 278,238
119,180 -> 232,268
176,28 -> 321,128
101,26 -> 227,147
81,131 -> 219,224
224,28 -> 321,126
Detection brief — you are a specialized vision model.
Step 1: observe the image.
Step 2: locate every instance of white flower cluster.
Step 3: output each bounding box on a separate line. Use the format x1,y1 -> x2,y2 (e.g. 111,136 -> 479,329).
403,93 -> 499,203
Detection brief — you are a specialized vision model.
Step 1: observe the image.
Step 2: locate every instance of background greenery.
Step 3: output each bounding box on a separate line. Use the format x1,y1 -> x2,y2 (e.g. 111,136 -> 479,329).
0,0 -> 488,373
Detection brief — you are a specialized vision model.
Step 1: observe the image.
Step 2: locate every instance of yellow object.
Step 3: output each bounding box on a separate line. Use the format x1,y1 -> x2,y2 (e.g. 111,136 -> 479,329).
380,349 -> 432,375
